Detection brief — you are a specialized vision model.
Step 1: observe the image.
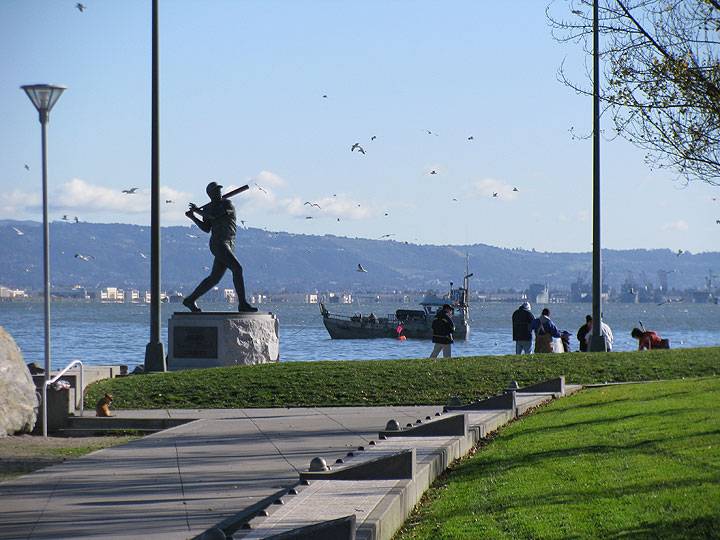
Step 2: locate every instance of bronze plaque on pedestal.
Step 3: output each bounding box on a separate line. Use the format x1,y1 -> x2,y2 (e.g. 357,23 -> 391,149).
173,326 -> 218,358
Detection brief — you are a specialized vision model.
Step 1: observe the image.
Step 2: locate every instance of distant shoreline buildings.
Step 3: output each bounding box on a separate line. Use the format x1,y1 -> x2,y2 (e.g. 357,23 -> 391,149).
1,278 -> 717,305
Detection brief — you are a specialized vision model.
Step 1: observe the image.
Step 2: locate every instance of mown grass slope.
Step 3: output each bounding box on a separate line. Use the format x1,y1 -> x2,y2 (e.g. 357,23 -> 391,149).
396,377 -> 720,539
85,347 -> 719,409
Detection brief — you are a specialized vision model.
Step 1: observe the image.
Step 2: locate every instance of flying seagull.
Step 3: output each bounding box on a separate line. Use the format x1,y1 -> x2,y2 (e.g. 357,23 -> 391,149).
304,201 -> 322,209
351,143 -> 366,155
138,251 -> 147,259
165,199 -> 174,204
676,249 -> 684,257
305,216 -> 314,220
716,219 -> 720,224
62,215 -> 69,221
493,192 -> 499,198
24,164 -> 30,171
512,187 -> 519,192
254,183 -> 268,194
186,233 -> 198,238
429,170 -> 437,175
378,234 -> 394,239
357,263 -> 367,273
424,129 -> 439,136
370,135 -> 377,141
75,3 -> 86,12
467,136 -> 474,140
384,212 -> 389,216
11,226 -> 24,236
74,253 -> 94,261
122,187 -> 139,194
322,94 -> 328,98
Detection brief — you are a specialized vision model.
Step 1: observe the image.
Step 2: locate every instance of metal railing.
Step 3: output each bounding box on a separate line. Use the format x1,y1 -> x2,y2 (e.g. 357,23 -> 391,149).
43,359 -> 83,438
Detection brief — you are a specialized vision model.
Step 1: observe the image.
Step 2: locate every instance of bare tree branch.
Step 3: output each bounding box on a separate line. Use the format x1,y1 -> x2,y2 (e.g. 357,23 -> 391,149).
548,0 -> 720,185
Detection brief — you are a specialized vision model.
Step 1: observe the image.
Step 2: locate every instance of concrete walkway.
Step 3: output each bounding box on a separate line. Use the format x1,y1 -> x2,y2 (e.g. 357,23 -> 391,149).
0,406 -> 440,540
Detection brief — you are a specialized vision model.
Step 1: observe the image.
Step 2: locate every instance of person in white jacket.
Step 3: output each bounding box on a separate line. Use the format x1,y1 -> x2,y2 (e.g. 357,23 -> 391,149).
585,317 -> 614,352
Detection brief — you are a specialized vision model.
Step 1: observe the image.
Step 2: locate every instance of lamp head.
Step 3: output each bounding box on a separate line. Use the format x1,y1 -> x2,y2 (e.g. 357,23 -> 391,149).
21,84 -> 67,122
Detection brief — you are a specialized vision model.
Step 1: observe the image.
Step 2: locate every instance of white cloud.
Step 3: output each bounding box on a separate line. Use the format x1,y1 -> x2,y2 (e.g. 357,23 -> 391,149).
0,189 -> 41,218
1,176 -> 374,224
469,178 -> 519,201
236,187 -> 371,220
55,178 -> 145,213
251,170 -> 286,188
237,183 -> 280,207
662,219 -> 689,232
0,178 -> 193,223
285,195 -> 371,219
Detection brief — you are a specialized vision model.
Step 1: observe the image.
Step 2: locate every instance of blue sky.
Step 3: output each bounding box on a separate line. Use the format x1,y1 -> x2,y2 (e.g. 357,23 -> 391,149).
1,0 -> 717,253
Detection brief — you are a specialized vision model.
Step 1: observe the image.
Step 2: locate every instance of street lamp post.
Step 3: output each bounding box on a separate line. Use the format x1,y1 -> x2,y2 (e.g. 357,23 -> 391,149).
21,83 -> 67,432
144,0 -> 166,371
589,0 -> 606,352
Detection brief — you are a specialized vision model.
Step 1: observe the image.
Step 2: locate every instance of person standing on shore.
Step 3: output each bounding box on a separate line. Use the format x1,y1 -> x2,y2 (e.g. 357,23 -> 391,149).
585,316 -> 614,352
577,315 -> 592,352
512,302 -> 535,354
429,304 -> 455,358
530,308 -> 561,353
183,181 -> 257,313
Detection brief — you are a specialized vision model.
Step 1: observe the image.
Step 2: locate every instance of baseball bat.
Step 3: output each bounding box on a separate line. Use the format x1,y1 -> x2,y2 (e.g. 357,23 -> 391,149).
196,184 -> 249,211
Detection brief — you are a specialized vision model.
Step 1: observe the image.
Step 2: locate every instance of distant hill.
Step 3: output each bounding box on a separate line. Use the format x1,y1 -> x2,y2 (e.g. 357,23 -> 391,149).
1,220 -> 717,293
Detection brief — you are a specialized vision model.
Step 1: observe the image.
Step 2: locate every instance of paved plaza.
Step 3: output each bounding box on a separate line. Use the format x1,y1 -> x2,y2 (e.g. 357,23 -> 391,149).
0,406 -> 441,540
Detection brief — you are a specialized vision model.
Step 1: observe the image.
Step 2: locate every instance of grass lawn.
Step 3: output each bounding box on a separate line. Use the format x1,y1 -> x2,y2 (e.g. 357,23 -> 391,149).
0,435 -> 138,481
85,347 -> 719,409
396,377 -> 720,539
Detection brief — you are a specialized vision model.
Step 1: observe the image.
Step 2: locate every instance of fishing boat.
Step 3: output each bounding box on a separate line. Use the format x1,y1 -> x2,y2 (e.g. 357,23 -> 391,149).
320,272 -> 473,340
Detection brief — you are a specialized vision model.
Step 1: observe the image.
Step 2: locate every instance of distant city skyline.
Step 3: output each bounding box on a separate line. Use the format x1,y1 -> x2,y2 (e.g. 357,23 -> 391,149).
1,1 -> 717,253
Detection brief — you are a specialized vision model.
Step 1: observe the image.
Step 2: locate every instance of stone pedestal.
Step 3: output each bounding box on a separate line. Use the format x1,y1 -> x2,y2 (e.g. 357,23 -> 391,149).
168,312 -> 279,371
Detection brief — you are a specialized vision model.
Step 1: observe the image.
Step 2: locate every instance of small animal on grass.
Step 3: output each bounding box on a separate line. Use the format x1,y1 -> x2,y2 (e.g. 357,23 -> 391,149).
95,393 -> 113,417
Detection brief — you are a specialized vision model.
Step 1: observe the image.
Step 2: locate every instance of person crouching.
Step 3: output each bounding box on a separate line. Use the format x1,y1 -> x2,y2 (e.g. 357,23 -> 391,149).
631,327 -> 669,350
430,304 -> 455,359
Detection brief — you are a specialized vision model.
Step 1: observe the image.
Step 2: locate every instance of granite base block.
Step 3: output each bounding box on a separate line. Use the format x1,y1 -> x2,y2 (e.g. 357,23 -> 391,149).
168,312 -> 279,370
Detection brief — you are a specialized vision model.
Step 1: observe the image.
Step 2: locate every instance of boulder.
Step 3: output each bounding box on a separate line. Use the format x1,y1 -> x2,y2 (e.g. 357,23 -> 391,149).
0,327 -> 38,436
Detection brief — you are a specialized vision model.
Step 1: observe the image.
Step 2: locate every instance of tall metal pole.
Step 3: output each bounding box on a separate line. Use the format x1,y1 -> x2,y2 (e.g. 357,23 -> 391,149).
590,0 -> 606,352
144,0 -> 166,370
40,114 -> 51,391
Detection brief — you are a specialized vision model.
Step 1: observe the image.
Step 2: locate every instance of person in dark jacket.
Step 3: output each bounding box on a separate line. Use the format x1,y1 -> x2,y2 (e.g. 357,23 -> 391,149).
511,302 -> 535,354
577,315 -> 592,352
429,304 -> 455,358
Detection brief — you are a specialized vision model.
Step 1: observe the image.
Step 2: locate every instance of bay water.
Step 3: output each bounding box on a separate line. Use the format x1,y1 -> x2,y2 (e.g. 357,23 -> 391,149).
0,301 -> 718,370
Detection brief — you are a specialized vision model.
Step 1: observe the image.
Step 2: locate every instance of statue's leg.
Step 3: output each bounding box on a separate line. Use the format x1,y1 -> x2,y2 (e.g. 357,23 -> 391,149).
215,242 -> 257,312
184,258 -> 227,311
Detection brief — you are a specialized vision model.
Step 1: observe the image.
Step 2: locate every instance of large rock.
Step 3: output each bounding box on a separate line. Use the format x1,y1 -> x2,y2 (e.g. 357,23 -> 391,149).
168,312 -> 280,370
0,327 -> 38,436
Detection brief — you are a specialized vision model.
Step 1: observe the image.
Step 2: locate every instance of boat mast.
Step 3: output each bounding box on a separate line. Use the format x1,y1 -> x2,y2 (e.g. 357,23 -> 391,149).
463,253 -> 473,308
